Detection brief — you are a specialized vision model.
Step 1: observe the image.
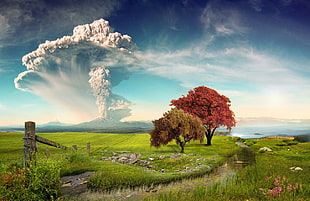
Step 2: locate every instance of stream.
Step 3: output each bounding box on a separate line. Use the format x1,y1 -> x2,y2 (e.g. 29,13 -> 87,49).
68,147 -> 256,201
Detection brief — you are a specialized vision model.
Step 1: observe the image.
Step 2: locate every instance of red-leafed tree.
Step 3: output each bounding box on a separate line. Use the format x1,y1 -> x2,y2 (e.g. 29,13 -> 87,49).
170,86 -> 236,146
150,108 -> 205,153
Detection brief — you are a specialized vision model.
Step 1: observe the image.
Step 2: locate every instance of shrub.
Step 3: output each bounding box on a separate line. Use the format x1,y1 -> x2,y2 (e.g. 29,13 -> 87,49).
27,160 -> 61,200
276,140 -> 299,146
0,160 -> 61,201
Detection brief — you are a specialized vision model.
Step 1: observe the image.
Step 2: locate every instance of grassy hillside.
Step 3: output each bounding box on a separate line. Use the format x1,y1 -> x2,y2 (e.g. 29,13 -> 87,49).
0,132 -> 240,185
145,138 -> 310,201
1,132 -> 309,200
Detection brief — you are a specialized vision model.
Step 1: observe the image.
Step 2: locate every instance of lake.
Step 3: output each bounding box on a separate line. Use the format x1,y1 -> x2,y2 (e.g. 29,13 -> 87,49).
230,124 -> 310,139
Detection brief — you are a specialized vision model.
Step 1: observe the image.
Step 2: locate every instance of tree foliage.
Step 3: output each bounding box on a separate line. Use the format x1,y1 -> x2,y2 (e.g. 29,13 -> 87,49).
150,108 -> 205,153
170,86 -> 236,145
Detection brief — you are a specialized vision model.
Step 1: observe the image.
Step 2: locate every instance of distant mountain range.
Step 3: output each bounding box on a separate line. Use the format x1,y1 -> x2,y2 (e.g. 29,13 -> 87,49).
1,117 -> 309,134
0,119 -> 153,133
0,121 -> 152,133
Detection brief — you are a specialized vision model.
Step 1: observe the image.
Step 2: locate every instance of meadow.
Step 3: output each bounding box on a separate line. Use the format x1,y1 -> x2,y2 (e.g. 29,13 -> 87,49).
1,132 -> 309,200
144,137 -> 310,201
0,132 -> 240,200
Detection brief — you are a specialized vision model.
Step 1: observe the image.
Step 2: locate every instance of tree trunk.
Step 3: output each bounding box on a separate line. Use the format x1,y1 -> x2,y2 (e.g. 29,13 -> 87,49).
205,128 -> 217,146
206,134 -> 212,146
175,136 -> 186,153
180,143 -> 185,153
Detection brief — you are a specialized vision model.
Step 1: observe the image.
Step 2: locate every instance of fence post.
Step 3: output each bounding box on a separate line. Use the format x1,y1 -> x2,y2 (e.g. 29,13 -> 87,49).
46,147 -> 50,159
23,121 -> 37,168
86,142 -> 91,153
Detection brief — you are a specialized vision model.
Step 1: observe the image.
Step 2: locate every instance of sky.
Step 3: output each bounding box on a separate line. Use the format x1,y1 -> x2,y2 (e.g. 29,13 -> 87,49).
0,0 -> 310,126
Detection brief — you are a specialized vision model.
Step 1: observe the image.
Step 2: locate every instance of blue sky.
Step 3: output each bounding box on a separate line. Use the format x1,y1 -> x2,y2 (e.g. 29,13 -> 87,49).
0,0 -> 310,126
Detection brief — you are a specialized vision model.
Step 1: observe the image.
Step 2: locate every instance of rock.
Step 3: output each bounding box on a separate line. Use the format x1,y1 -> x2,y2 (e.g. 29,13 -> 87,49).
147,165 -> 154,169
259,147 -> 272,152
170,153 -> 181,158
160,169 -> 166,173
101,156 -> 110,160
235,142 -> 249,148
137,160 -> 151,166
101,153 -> 141,164
148,158 -> 155,161
120,153 -> 141,164
158,155 -> 167,160
289,166 -> 303,171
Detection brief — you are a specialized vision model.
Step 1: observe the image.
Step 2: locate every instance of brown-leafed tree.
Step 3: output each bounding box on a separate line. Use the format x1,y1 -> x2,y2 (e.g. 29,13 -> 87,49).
171,86 -> 236,146
150,108 -> 205,153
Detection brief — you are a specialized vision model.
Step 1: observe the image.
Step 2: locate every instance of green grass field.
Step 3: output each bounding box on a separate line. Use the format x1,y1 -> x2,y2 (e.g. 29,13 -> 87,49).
1,132 -> 309,201
0,132 -> 240,192
145,137 -> 310,201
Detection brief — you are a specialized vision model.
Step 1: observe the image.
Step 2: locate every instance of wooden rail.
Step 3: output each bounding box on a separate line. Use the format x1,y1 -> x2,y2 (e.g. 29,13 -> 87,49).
35,135 -> 68,149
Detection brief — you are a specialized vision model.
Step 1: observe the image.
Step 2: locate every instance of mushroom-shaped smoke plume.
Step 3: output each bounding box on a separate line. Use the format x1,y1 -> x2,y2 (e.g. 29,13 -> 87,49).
14,19 -> 136,122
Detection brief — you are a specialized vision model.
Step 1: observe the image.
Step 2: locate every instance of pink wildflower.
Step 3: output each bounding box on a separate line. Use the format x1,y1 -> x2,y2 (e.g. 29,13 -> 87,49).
287,184 -> 292,191
268,189 -> 276,196
265,176 -> 269,181
274,179 -> 280,186
276,187 -> 282,192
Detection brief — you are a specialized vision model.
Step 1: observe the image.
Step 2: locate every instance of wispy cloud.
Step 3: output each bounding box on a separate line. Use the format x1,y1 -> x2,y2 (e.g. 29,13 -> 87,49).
200,0 -> 248,36
248,0 -> 263,12
0,0 -> 121,46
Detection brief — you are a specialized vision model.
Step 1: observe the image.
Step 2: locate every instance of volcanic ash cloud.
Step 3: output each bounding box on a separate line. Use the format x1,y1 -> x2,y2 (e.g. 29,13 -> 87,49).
14,19 -> 136,122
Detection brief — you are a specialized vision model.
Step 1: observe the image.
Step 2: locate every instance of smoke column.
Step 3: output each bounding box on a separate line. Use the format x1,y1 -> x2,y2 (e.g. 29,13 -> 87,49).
14,19 -> 136,122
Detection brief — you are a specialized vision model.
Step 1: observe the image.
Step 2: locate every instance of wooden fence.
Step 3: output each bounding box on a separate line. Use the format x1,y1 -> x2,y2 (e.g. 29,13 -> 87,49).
23,121 -> 90,168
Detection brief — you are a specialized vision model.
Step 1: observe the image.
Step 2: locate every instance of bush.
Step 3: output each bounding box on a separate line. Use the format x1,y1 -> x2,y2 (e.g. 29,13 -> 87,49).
27,160 -> 61,200
245,139 -> 257,146
61,150 -> 94,176
0,160 -> 61,201
276,140 -> 298,146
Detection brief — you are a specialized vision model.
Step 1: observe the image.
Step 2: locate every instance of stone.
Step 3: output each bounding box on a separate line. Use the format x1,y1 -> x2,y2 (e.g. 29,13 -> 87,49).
170,153 -> 181,158
137,160 -> 151,166
147,165 -> 154,169
158,155 -> 167,160
289,166 -> 303,171
235,142 -> 249,148
259,147 -> 272,152
101,153 -> 141,164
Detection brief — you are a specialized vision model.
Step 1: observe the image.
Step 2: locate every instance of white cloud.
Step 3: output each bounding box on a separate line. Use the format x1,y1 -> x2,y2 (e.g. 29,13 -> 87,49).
0,0 -> 121,46
200,0 -> 248,36
249,0 -> 263,12
0,15 -> 10,40
15,19 -> 137,122
138,42 -> 309,92
121,101 -> 171,122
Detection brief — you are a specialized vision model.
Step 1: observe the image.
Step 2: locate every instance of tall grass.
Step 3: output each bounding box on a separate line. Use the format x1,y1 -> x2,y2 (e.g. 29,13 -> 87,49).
145,139 -> 310,201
